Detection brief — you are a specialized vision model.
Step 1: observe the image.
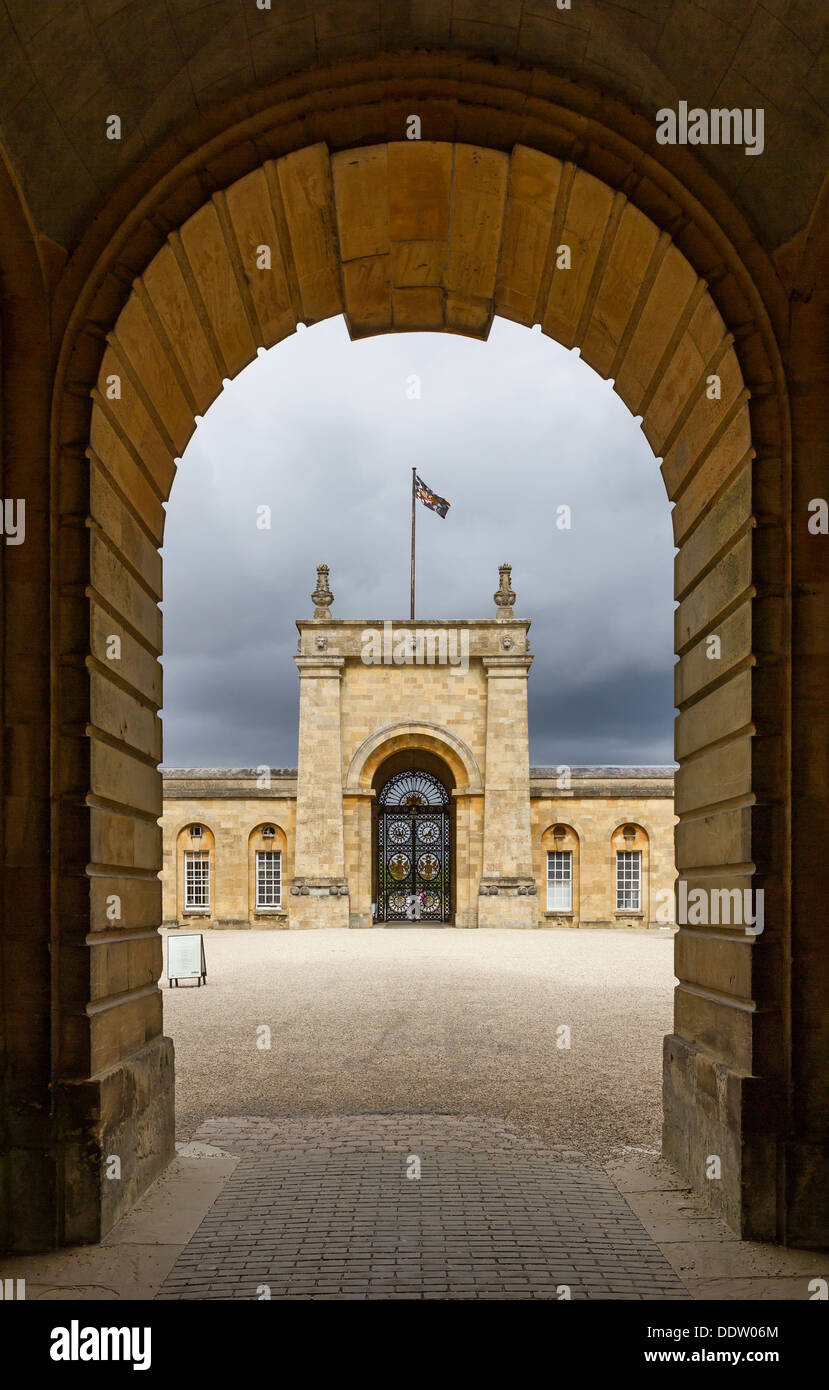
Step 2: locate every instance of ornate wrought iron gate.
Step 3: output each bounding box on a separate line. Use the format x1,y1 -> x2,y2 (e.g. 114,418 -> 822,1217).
377,770 -> 450,922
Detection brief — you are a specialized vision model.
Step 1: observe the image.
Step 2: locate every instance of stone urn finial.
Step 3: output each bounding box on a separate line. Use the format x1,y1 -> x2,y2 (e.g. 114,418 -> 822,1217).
493,562 -> 516,621
312,563 -> 333,619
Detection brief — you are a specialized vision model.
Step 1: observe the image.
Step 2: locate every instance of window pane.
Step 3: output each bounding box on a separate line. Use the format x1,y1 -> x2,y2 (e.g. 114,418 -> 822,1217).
546,850 -> 572,911
184,850 -> 209,908
256,850 -> 282,908
616,850 -> 641,910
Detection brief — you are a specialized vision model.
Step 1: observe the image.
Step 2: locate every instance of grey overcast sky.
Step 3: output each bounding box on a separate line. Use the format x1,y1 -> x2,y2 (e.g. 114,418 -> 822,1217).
160,316 -> 677,769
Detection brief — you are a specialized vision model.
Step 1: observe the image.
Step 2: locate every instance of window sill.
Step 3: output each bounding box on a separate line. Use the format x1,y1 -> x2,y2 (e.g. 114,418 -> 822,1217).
614,911 -> 644,918
545,911 -> 573,919
183,910 -> 210,917
254,909 -> 285,917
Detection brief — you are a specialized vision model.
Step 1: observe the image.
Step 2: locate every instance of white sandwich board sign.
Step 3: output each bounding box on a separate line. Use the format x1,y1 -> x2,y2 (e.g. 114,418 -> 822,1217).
167,932 -> 206,987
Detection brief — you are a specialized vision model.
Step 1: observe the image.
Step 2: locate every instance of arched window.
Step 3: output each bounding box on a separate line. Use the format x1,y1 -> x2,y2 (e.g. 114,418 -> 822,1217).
185,851 -> 210,908
249,824 -> 287,915
256,849 -> 281,908
541,824 -> 579,916
611,824 -> 649,916
176,823 -> 214,917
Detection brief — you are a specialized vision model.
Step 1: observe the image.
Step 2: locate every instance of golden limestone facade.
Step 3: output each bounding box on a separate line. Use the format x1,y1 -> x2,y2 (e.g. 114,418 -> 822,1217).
161,566 -> 676,930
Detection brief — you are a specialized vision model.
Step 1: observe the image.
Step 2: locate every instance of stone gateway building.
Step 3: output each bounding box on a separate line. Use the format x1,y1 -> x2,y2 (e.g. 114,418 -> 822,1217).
161,566 -> 676,930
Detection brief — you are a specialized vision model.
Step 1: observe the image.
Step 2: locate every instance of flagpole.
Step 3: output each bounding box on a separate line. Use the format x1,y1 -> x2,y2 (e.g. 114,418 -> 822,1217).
410,467 -> 416,620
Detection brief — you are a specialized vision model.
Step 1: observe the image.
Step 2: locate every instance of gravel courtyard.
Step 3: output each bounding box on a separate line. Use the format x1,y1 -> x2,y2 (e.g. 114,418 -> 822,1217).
163,927 -> 676,1165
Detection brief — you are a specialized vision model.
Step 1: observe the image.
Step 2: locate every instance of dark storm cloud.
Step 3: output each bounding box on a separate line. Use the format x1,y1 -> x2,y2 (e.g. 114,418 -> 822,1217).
528,666 -> 676,768
160,317 -> 677,769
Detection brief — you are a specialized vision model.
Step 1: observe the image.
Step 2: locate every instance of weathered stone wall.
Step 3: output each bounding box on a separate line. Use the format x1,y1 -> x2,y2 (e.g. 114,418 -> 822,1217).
531,773 -> 677,927
160,773 -> 296,929
161,766 -> 675,930
297,618 -> 521,779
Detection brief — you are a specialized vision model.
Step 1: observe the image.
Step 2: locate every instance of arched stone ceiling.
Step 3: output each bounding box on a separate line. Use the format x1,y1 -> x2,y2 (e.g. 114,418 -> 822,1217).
85,140 -> 757,849
90,140 -> 752,538
0,0 -> 826,255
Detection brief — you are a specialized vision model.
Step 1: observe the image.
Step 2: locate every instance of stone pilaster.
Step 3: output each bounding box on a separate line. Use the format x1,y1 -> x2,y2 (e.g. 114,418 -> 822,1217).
291,654 -> 348,927
345,789 -> 374,927
478,654 -> 537,927
452,789 -> 481,927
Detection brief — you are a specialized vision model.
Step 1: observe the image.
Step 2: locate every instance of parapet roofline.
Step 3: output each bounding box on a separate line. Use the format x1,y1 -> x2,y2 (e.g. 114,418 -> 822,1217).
160,766 -> 677,779
295,618 -> 531,626
530,766 -> 677,777
160,767 -> 298,778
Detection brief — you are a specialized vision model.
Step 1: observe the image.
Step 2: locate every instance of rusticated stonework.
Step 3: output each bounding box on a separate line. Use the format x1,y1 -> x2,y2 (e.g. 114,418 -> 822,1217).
2,8 -> 824,1255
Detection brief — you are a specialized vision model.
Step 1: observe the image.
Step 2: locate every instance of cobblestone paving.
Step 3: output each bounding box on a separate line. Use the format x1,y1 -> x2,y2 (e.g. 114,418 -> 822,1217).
157,1117 -> 690,1300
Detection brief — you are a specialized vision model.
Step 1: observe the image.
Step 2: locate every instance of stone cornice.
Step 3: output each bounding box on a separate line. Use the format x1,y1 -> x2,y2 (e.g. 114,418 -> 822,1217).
530,785 -> 673,801
481,655 -> 534,677
294,655 -> 345,678
296,619 -> 531,628
160,767 -> 675,801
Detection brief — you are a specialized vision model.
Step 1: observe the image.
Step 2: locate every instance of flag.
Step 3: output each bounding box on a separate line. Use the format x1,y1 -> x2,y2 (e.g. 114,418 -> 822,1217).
414,474 -> 450,518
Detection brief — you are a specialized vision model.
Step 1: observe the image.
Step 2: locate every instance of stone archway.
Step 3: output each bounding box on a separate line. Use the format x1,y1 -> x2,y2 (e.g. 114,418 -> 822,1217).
347,721 -> 482,794
347,724 -> 481,931
44,115 -> 797,1250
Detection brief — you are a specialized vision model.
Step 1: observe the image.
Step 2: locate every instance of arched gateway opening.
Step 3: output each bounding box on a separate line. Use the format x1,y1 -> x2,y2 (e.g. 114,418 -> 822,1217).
8,46 -> 810,1250
374,754 -> 455,925
54,137 -> 785,1245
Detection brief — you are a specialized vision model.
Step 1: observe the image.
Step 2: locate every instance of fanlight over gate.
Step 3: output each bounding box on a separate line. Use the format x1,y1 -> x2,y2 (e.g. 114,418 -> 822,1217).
377,770 -> 450,922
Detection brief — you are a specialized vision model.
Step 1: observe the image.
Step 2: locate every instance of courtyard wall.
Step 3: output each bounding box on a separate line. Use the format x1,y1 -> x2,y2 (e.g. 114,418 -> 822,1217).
161,767 -> 675,928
